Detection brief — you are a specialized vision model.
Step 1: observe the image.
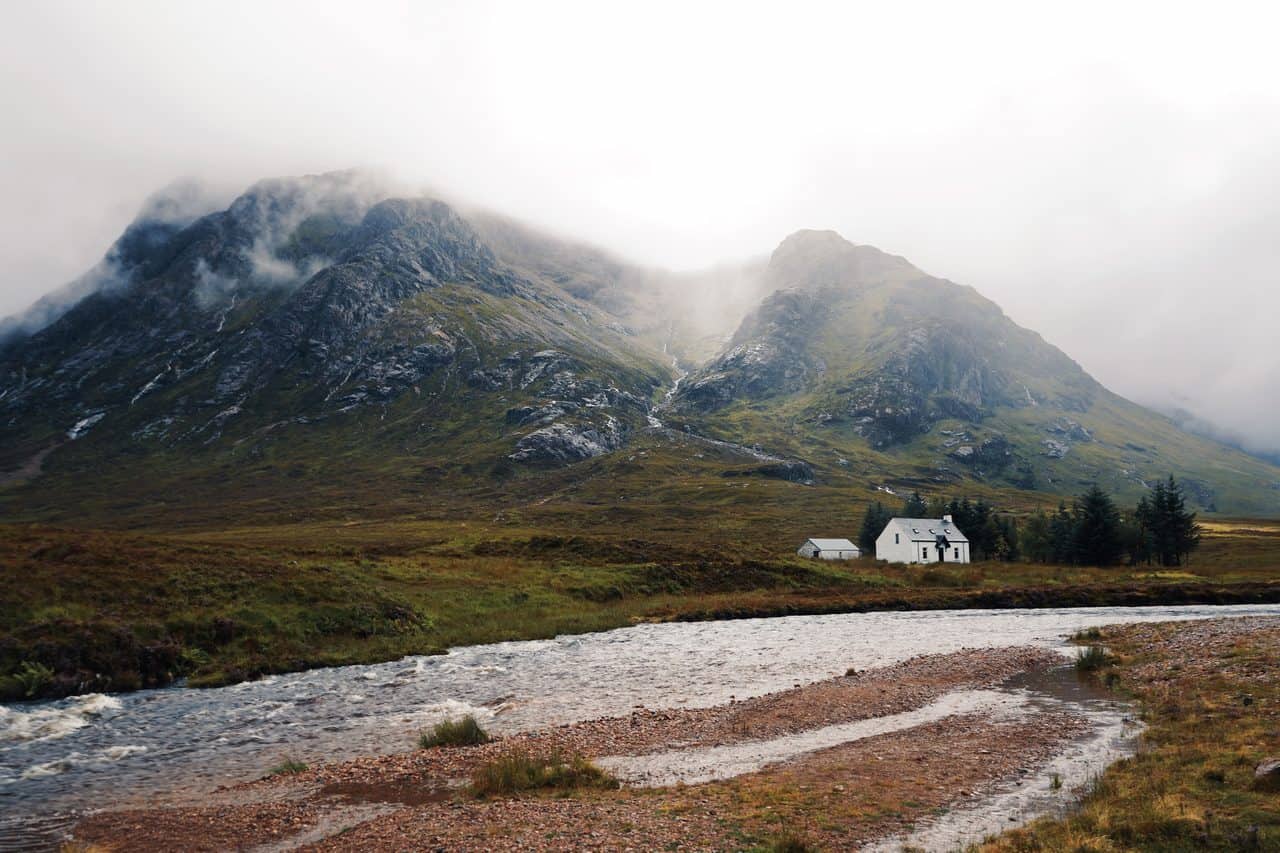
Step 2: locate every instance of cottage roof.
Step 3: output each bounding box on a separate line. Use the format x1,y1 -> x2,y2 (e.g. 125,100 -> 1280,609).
803,538 -> 859,550
883,518 -> 969,543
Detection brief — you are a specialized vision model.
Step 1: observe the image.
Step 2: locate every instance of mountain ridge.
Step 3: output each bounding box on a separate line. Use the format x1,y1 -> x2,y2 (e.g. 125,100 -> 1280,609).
2,171 -> 1277,522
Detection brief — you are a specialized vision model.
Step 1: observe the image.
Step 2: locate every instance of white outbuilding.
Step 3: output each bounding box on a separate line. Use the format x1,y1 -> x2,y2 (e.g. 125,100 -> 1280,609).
875,515 -> 970,564
797,538 -> 861,560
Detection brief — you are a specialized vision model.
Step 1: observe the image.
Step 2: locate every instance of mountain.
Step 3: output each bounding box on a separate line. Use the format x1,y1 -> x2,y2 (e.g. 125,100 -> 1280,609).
1,172 -> 1277,525
669,230 -> 1279,513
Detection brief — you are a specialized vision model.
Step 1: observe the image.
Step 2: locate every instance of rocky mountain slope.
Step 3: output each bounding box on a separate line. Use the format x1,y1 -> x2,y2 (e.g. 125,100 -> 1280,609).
1,172 -> 1277,522
670,230 -> 1278,512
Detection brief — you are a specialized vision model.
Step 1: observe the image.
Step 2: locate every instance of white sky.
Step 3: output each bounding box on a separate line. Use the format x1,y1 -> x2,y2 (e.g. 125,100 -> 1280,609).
2,0 -> 1279,454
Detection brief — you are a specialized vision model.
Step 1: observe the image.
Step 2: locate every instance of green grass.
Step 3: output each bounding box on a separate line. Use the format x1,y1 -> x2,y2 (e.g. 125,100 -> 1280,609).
267,757 -> 308,776
470,748 -> 619,796
419,715 -> 490,748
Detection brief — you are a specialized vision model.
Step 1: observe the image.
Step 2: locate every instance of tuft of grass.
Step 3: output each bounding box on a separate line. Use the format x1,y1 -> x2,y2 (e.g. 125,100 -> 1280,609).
470,748 -> 619,797
419,715 -> 491,748
1075,645 -> 1113,672
267,757 -> 308,776
1050,772 -> 1063,790
766,832 -> 819,852
1072,626 -> 1104,642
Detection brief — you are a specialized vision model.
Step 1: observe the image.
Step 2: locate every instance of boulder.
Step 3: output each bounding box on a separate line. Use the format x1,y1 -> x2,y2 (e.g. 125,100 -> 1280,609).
1255,758 -> 1280,791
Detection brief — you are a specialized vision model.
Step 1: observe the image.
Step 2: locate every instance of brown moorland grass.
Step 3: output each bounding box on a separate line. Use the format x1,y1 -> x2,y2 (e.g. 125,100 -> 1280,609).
2,517 -> 1278,699
980,618 -> 1280,851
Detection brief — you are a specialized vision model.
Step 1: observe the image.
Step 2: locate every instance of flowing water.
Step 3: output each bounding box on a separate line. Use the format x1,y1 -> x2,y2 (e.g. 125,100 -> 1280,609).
2,603 -> 1278,850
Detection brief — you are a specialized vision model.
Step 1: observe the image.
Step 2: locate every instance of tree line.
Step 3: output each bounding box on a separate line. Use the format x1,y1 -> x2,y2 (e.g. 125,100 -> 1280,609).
859,477 -> 1201,567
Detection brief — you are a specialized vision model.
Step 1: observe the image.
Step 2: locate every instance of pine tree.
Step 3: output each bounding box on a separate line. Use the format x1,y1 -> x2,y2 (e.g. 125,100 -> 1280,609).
997,514 -> 1021,561
1049,502 -> 1076,564
1021,510 -> 1052,563
858,501 -> 893,552
1130,495 -> 1155,565
901,491 -> 928,517
1149,480 -> 1173,565
1073,485 -> 1123,567
1164,476 -> 1202,565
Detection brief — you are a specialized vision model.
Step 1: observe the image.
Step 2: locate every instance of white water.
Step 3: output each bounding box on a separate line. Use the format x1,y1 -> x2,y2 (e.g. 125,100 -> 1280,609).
646,354 -> 688,428
2,604 -> 1278,851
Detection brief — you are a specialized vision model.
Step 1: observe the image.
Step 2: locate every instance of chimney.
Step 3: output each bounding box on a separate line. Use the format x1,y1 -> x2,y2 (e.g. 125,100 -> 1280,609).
942,514 -> 953,524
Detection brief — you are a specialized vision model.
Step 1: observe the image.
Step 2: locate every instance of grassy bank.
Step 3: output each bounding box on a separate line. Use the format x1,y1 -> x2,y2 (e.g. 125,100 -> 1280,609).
3,518 -> 1279,701
981,618 -> 1280,851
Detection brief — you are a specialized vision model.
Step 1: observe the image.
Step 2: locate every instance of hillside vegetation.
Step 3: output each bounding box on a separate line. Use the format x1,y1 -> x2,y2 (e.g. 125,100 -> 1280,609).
3,516 -> 1278,699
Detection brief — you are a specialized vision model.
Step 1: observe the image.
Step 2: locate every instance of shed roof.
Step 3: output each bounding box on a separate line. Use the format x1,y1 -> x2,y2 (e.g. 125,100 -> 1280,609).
883,518 -> 969,543
803,538 -> 859,550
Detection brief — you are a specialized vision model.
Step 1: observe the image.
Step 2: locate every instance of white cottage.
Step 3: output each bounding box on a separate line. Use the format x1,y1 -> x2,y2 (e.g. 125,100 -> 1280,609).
797,538 -> 861,560
875,515 -> 970,564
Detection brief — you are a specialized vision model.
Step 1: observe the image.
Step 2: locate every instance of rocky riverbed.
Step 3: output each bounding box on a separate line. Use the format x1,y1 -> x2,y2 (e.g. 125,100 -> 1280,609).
72,645 -> 1093,851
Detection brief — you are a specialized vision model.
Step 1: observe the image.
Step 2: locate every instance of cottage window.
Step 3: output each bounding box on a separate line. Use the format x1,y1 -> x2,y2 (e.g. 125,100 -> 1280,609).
922,546 -> 929,559
894,533 -> 900,544
954,548 -> 960,559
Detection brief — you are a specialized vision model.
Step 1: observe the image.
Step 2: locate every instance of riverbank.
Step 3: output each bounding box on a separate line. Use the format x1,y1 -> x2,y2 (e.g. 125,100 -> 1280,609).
980,616 -> 1280,851
72,645 -> 1077,850
65,616 -> 1280,851
3,519 -> 1279,700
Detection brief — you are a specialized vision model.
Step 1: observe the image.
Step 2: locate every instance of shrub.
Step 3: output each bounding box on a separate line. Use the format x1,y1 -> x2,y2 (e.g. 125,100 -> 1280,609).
1075,645 -> 1113,672
471,748 -> 618,796
419,715 -> 491,748
12,661 -> 54,698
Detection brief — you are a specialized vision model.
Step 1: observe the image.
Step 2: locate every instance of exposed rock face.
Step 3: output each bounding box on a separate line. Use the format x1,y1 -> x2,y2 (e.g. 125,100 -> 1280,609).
1255,758 -> 1280,791
510,417 -> 628,464
1047,417 -> 1093,443
678,290 -> 822,410
949,435 -> 1014,472
1042,439 -> 1070,458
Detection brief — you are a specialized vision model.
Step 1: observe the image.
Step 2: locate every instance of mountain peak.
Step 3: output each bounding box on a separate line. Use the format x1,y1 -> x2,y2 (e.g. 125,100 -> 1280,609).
767,230 -> 919,291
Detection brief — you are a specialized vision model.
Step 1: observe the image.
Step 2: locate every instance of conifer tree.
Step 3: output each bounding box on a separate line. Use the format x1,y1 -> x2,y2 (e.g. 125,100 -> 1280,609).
1162,476 -> 1202,565
1022,510 -> 1052,563
901,491 -> 928,517
1049,502 -> 1076,564
1073,485 -> 1123,566
858,501 -> 893,552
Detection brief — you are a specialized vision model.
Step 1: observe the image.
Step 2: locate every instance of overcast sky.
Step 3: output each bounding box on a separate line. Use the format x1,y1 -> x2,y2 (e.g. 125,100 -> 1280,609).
2,1 -> 1279,455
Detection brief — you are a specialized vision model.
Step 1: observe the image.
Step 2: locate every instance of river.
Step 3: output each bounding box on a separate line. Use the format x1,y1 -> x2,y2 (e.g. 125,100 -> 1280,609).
3,603 -> 1278,850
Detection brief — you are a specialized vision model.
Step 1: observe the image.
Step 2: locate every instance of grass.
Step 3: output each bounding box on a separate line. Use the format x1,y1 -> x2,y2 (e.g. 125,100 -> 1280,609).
1,517 -> 1278,699
418,715 -> 490,748
762,833 -> 819,852
765,832 -> 819,852
1075,645 -> 1114,672
980,621 -> 1280,851
470,748 -> 619,796
267,756 -> 308,776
